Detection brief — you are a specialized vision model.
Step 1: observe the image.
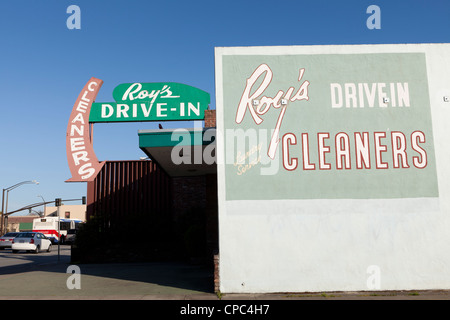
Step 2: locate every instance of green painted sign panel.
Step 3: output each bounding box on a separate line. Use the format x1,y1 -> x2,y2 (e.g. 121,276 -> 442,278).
89,82 -> 210,123
221,53 -> 439,201
19,222 -> 33,231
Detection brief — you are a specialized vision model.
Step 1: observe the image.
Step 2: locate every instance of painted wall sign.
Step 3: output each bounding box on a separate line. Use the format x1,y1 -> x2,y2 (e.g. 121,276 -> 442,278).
220,52 -> 438,201
66,77 -> 106,182
89,82 -> 210,123
215,44 -> 450,294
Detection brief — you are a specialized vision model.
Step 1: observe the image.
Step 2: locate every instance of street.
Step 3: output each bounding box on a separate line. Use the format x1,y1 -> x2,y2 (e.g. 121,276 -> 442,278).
0,244 -> 215,299
0,245 -> 71,271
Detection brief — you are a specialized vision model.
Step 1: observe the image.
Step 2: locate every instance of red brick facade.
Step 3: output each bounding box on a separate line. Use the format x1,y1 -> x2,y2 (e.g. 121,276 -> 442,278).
204,109 -> 216,128
86,161 -> 218,283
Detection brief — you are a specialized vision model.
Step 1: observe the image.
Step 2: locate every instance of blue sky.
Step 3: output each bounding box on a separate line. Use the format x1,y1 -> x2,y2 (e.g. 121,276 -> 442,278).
0,0 -> 449,214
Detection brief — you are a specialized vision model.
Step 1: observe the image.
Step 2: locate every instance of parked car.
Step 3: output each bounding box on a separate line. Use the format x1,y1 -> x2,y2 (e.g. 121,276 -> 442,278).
65,229 -> 77,244
11,232 -> 52,254
0,232 -> 20,249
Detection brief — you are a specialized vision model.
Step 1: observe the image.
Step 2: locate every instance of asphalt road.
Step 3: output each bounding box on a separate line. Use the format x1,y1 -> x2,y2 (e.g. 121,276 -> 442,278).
0,245 -> 216,299
0,244 -> 71,271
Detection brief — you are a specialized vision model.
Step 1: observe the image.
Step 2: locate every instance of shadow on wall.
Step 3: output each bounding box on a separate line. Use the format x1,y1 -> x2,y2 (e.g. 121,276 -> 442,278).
73,160 -> 216,267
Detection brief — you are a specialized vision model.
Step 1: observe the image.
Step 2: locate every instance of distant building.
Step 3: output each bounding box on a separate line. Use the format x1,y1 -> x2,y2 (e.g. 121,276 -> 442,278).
7,216 -> 36,232
44,204 -> 86,221
6,205 -> 86,233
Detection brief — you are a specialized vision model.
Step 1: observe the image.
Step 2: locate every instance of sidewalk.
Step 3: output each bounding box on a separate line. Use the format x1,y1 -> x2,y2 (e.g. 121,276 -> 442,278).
1,257 -> 450,300
0,258 -> 214,299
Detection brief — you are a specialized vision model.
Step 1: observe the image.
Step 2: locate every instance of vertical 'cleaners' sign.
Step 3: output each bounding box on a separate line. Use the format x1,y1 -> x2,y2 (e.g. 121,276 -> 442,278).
221,52 -> 439,200
66,77 -> 106,182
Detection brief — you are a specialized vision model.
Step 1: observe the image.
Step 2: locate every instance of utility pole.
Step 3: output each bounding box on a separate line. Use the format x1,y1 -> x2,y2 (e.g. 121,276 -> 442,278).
1,180 -> 39,235
55,198 -> 62,261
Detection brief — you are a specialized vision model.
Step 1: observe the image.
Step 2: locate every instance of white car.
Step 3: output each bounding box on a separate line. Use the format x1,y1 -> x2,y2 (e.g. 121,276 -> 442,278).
0,232 -> 20,249
11,232 -> 52,254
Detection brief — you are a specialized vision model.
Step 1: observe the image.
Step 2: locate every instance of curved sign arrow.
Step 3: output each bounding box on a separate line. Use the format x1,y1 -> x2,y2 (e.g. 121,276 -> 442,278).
66,77 -> 106,182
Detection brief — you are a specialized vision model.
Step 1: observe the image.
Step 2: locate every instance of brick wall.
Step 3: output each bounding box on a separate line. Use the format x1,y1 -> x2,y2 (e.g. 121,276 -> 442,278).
214,254 -> 220,293
204,109 -> 216,128
204,110 -> 218,290
172,174 -> 218,268
171,176 -> 207,220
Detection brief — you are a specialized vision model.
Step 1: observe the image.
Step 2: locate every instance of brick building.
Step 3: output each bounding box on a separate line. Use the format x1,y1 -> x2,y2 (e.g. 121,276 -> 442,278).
81,110 -> 217,264
6,216 -> 36,232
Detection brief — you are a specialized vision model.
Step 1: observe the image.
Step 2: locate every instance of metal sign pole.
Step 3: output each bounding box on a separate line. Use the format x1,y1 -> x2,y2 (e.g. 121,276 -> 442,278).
55,198 -> 61,261
58,205 -> 60,261
0,189 -> 5,236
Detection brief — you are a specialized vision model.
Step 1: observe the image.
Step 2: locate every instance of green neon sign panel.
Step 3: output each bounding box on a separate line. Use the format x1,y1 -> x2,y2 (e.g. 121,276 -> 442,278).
89,82 -> 210,123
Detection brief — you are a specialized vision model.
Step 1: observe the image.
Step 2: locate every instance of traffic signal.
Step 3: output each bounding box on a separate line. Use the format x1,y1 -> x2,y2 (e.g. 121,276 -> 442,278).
55,198 -> 62,207
82,196 -> 86,204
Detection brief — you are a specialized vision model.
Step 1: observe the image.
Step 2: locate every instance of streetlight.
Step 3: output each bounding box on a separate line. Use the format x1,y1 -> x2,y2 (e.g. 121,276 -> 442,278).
1,180 -> 39,235
37,195 -> 46,216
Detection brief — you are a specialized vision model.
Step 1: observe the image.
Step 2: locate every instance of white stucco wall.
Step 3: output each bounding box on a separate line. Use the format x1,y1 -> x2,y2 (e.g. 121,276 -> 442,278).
215,43 -> 450,293
44,204 -> 86,221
